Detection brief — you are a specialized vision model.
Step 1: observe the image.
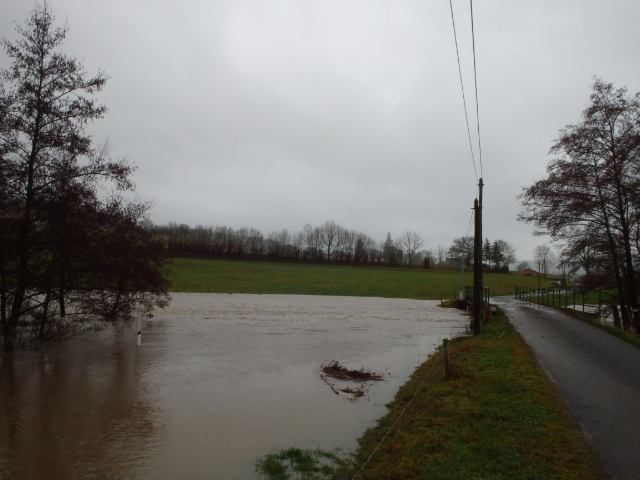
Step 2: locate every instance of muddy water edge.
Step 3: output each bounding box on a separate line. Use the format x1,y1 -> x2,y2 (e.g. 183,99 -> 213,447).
0,293 -> 468,479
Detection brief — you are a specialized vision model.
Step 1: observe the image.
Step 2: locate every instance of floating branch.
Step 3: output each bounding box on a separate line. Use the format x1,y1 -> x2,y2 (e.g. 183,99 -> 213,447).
320,373 -> 366,401
320,360 -> 384,382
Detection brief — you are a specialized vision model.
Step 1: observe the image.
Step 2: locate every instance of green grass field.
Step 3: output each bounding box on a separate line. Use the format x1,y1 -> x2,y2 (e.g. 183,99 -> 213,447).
168,258 -> 550,299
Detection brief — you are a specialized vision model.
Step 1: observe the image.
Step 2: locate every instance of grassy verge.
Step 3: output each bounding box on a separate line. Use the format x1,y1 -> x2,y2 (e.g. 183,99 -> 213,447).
518,294 -> 640,350
560,309 -> 640,350
168,258 -> 548,299
339,310 -> 606,479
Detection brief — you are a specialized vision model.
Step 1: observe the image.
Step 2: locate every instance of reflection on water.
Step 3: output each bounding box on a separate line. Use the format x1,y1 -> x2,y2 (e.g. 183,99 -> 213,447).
0,294 -> 467,479
0,331 -> 163,480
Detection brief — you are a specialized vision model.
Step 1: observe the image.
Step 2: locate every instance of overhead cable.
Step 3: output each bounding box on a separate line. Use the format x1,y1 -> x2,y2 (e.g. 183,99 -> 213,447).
465,208 -> 474,238
470,0 -> 483,177
449,0 -> 478,181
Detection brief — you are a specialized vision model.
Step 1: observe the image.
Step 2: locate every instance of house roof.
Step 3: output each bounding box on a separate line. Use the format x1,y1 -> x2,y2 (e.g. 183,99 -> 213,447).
517,268 -> 540,277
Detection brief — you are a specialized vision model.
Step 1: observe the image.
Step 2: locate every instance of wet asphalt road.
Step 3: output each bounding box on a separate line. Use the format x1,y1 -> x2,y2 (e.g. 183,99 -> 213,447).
492,296 -> 640,479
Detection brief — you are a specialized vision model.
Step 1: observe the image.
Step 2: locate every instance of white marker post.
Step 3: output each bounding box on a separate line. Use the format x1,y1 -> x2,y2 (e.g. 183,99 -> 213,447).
136,311 -> 142,346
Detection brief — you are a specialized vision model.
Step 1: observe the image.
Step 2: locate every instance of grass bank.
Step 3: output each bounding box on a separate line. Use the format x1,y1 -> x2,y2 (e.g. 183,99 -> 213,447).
168,258 -> 549,299
336,311 -> 606,480
558,309 -> 640,350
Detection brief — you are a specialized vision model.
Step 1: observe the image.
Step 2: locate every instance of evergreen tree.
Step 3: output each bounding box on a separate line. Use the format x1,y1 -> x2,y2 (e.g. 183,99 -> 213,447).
482,238 -> 492,267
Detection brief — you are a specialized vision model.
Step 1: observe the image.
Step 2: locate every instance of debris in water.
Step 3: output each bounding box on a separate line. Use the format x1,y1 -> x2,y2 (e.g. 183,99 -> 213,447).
319,360 -> 384,402
320,360 -> 384,381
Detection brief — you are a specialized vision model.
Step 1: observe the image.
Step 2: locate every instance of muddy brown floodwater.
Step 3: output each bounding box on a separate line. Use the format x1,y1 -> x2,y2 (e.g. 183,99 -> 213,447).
0,293 -> 468,479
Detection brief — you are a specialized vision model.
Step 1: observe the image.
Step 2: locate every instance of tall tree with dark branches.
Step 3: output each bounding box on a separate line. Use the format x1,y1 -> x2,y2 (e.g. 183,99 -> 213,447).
519,79 -> 640,331
0,4 -> 169,350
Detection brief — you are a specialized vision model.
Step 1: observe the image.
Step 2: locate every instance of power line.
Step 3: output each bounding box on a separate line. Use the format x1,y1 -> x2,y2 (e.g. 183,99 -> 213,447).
470,0 -> 483,178
465,208 -> 474,238
449,0 -> 478,181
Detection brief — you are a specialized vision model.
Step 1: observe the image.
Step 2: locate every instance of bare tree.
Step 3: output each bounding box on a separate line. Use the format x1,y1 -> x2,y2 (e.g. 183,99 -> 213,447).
435,245 -> 448,265
321,220 -> 340,262
300,223 -> 322,260
0,5 -> 169,349
421,250 -> 436,268
533,244 -> 555,275
561,234 -> 602,279
337,228 -> 355,263
247,228 -> 264,255
234,227 -> 250,255
398,230 -> 424,267
192,225 -> 213,252
520,79 -> 640,330
210,226 -> 232,254
448,237 -> 474,266
267,228 -> 291,257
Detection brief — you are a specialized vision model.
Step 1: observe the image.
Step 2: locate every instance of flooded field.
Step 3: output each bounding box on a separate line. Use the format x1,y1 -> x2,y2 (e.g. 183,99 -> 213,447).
0,293 -> 468,479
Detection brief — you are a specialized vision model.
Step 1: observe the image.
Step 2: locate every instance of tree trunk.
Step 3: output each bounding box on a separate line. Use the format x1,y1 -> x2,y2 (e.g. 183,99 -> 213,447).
38,290 -> 52,341
611,304 -> 622,328
3,320 -> 17,351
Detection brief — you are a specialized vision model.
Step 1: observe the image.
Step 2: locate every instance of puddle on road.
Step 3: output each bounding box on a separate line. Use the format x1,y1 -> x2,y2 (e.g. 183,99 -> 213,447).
0,293 -> 468,479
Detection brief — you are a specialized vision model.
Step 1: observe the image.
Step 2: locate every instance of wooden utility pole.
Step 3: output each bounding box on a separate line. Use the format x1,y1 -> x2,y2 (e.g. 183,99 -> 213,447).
473,178 -> 484,335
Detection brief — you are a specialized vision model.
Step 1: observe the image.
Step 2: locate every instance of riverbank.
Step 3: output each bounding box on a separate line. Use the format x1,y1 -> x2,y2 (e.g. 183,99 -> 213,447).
339,310 -> 607,479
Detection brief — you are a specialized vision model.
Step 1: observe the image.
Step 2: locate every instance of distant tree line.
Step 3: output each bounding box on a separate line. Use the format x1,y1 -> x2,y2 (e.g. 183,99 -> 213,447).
155,221 -> 518,273
155,220 -> 430,266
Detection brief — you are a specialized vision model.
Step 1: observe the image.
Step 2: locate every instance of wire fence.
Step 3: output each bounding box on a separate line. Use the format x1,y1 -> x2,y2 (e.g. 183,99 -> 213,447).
514,286 -> 618,316
350,349 -> 445,479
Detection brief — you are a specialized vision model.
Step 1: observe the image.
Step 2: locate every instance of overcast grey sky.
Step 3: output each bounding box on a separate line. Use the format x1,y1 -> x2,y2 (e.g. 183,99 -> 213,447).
2,1 -> 640,262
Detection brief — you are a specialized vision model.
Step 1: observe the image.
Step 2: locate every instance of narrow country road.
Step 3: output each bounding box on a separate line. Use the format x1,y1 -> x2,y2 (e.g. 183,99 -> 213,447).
491,296 -> 640,479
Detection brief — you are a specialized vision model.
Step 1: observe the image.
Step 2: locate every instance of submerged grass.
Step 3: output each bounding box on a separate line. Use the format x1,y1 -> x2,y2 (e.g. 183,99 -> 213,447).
255,447 -> 346,480
168,258 -> 548,299
342,310 -> 607,479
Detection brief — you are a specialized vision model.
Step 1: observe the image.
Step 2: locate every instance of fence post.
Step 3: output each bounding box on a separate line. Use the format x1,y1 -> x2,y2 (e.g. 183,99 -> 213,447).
599,291 -> 602,316
443,338 -> 450,378
531,287 -> 533,307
